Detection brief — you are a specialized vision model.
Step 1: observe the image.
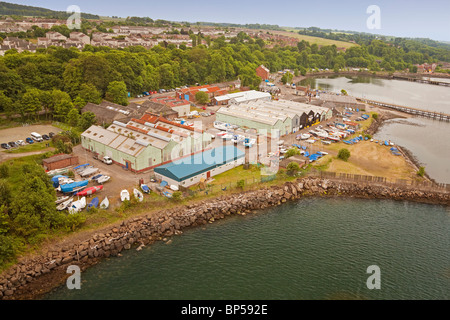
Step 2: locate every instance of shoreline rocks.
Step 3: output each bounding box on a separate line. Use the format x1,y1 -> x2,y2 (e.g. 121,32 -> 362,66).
1,177 -> 449,300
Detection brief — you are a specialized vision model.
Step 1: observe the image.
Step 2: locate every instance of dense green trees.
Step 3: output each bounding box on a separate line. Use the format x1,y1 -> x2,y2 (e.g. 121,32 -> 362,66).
0,161 -> 86,266
105,80 -> 128,106
0,31 -> 447,125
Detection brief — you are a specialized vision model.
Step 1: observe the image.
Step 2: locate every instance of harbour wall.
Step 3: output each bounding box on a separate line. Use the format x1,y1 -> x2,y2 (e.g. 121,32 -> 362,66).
1,177 -> 449,300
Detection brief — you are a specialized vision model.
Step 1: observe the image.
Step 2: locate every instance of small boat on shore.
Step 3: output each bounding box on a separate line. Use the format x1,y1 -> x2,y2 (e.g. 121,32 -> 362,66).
76,185 -> 103,197
133,188 -> 144,202
60,180 -> 89,193
141,184 -> 150,194
100,197 -> 109,209
97,175 -> 110,184
69,197 -> 86,214
121,190 -> 130,202
55,196 -> 70,205
56,197 -> 73,211
88,197 -> 99,210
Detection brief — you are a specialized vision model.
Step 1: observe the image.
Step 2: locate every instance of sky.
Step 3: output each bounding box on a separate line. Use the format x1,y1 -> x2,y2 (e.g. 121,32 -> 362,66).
6,0 -> 450,41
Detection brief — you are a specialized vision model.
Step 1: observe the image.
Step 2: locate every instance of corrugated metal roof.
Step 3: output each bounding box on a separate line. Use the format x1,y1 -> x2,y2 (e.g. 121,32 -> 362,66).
154,146 -> 245,182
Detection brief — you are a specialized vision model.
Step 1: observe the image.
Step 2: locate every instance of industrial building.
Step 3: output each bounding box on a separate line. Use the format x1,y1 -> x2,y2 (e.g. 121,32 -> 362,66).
213,90 -> 272,106
81,113 -> 212,172
81,100 -> 147,125
215,100 -> 332,136
154,146 -> 245,188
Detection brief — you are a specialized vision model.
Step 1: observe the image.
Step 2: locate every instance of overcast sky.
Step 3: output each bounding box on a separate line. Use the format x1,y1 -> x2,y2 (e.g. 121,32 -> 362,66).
7,0 -> 450,41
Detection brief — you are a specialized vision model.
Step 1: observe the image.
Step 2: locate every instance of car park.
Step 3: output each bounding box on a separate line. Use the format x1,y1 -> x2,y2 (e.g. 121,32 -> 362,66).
1,143 -> 10,150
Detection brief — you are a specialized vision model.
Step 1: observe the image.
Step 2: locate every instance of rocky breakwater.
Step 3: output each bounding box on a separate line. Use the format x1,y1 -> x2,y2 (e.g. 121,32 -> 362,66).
1,177 -> 449,300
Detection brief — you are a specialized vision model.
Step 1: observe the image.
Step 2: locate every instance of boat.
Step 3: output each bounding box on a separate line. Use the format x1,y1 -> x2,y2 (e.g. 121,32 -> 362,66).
170,185 -> 179,191
87,197 -> 99,210
121,190 -> 130,202
55,196 -> 70,205
100,197 -> 109,210
60,180 -> 89,193
58,177 -> 74,186
305,139 -> 316,144
299,133 -> 311,140
79,167 -> 99,178
318,151 -> 329,155
91,174 -> 103,181
133,188 -> 144,202
76,185 -> 103,197
328,136 -> 340,142
52,175 -> 68,188
322,140 -> 332,145
69,197 -> 86,214
56,198 -> 73,211
141,184 -> 151,194
97,176 -> 110,184
47,168 -> 70,177
74,164 -> 90,171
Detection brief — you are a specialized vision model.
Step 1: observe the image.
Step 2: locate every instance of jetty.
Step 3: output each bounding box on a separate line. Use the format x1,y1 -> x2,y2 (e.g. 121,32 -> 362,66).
393,75 -> 450,87
357,98 -> 450,122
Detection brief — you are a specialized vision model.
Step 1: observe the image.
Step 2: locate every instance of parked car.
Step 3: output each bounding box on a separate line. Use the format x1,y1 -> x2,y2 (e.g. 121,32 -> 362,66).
8,142 -> 18,148
103,156 -> 113,165
16,140 -> 25,146
42,134 -> 50,141
48,132 -> 55,138
26,137 -> 34,144
1,143 -> 10,150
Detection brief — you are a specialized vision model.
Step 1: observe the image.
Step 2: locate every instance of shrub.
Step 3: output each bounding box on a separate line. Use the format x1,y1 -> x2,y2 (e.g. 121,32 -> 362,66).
338,149 -> 351,162
372,113 -> 379,120
285,148 -> 300,158
286,162 -> 300,176
0,164 -> 9,179
237,179 -> 245,189
171,191 -> 183,201
417,167 -> 426,177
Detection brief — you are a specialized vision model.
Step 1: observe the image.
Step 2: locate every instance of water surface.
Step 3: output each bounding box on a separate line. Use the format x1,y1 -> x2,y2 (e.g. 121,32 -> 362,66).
46,198 -> 450,300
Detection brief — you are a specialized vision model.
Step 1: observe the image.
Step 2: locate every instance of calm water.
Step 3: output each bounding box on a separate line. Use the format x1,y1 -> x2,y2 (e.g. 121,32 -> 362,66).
300,76 -> 450,184
375,117 -> 450,184
46,198 -> 450,300
300,76 -> 450,113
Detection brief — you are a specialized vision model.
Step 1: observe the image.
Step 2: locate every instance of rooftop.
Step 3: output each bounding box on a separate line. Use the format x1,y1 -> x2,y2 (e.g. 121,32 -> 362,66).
154,146 -> 245,182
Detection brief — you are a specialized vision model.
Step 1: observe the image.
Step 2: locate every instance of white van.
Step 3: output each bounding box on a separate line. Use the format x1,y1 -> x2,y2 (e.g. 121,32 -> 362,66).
31,132 -> 43,142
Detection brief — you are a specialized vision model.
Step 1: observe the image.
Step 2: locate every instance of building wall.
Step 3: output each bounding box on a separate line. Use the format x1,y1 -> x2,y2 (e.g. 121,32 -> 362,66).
172,104 -> 190,117
43,156 -> 79,171
155,158 -> 245,188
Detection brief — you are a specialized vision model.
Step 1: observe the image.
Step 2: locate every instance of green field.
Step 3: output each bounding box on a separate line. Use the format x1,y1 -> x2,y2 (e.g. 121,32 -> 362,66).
277,29 -> 357,49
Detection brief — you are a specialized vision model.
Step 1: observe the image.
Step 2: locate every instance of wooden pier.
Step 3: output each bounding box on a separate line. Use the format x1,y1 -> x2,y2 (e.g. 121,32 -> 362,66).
356,98 -> 450,122
393,75 -> 450,87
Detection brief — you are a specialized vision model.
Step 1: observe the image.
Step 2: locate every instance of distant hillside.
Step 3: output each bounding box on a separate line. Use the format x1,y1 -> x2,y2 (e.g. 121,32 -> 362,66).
0,1 -> 100,19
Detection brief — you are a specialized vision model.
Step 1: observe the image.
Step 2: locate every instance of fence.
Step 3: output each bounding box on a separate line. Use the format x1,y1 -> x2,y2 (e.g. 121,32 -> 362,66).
311,171 -> 450,191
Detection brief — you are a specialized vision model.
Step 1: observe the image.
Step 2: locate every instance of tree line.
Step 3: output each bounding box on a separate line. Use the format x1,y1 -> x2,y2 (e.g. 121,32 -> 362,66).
0,32 -> 448,125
